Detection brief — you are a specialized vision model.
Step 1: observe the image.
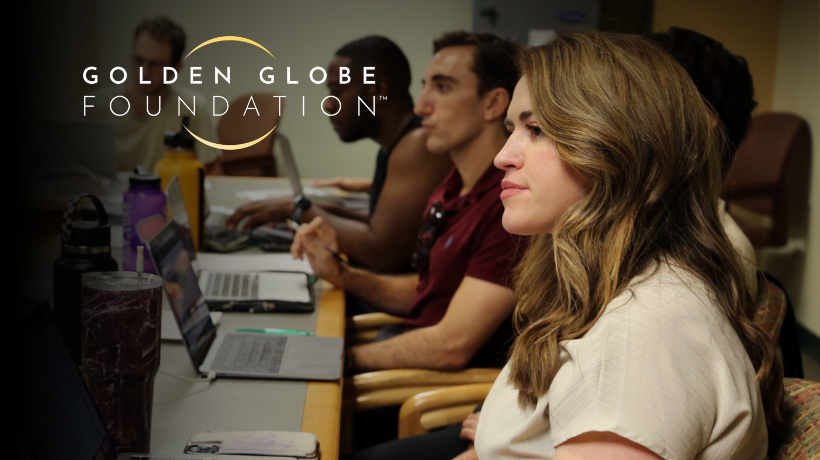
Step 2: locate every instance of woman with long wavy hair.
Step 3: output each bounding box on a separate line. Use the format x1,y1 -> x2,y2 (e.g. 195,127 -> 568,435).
474,32 -> 783,459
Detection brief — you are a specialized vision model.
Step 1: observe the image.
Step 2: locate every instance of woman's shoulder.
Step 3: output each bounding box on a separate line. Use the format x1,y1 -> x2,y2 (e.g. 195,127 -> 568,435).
549,261 -> 766,459
601,260 -> 728,332
560,259 -> 757,399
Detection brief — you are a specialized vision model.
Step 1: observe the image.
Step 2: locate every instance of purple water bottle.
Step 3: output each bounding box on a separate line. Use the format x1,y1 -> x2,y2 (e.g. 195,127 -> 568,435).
123,167 -> 167,273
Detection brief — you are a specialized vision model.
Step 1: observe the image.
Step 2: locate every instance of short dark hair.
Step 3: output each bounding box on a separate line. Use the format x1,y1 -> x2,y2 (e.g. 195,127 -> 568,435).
433,31 -> 520,99
335,36 -> 412,93
134,17 -> 186,64
650,27 -> 757,175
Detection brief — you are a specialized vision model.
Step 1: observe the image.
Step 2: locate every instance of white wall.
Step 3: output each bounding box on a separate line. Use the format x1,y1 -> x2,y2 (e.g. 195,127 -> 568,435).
765,0 -> 820,334
95,0 -> 471,178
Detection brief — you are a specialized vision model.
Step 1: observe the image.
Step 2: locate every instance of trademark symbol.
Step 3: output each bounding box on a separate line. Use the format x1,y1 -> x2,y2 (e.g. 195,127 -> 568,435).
379,96 -> 388,101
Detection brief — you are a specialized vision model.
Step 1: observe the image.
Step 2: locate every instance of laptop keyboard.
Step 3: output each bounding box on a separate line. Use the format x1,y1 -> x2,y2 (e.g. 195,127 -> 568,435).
204,272 -> 259,299
210,334 -> 287,374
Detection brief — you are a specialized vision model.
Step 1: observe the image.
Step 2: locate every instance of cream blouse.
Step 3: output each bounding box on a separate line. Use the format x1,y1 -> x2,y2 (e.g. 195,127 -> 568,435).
475,262 -> 767,460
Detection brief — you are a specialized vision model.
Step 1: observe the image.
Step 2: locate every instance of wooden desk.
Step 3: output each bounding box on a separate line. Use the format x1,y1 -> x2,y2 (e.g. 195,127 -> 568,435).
302,287 -> 345,460
23,175 -> 346,459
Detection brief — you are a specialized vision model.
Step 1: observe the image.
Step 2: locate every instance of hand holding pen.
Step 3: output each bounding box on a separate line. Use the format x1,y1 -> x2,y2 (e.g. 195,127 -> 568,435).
289,217 -> 348,287
287,219 -> 347,264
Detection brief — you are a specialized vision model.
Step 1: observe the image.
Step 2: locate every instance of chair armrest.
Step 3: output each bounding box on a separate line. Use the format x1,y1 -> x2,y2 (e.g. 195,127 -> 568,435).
346,312 -> 407,331
345,313 -> 406,345
398,382 -> 495,439
344,368 -> 500,412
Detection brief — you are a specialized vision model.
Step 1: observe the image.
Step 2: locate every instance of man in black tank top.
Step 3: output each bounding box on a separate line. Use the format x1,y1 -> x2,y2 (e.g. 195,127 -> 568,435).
226,36 -> 452,273
368,115 -> 423,216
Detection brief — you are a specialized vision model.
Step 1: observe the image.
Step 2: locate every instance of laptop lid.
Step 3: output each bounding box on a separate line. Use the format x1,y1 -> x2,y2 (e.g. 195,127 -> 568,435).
148,221 -> 216,369
277,134 -> 304,198
19,301 -> 117,460
165,175 -> 199,268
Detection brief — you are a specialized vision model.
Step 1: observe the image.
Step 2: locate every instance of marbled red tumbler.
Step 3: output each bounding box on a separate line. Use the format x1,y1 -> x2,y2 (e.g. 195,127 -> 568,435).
81,272 -> 163,454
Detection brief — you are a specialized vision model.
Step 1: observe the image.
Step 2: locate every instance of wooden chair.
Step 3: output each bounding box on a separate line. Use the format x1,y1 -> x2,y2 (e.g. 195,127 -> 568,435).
398,382 -> 493,439
345,368 -> 501,413
723,113 -> 811,247
207,93 -> 282,177
340,312 -> 501,453
343,312 -> 501,410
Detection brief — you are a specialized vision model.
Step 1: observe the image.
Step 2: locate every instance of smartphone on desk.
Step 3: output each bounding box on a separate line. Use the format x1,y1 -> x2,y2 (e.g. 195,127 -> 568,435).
205,212 -> 250,252
184,431 -> 319,458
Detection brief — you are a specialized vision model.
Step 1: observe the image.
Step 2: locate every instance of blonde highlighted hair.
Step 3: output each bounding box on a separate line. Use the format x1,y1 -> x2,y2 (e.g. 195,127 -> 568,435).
508,32 -> 784,431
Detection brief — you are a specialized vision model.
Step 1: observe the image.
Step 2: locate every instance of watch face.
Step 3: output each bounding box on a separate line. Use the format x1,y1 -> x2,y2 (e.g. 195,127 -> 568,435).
294,195 -> 312,209
291,195 -> 312,223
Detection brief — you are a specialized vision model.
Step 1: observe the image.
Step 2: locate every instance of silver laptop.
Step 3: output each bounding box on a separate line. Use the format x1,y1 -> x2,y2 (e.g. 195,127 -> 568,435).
148,221 -> 343,381
166,176 -> 311,312
277,132 -> 369,211
277,133 -> 305,199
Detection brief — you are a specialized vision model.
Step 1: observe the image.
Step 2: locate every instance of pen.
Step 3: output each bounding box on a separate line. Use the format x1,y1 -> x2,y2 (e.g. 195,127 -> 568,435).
287,219 -> 347,264
236,328 -> 315,336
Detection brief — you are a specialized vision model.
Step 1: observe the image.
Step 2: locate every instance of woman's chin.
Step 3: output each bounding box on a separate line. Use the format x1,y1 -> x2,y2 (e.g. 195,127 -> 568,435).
501,215 -> 542,236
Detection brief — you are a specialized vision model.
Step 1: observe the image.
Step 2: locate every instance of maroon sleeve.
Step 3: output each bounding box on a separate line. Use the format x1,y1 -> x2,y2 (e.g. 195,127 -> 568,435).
464,200 -> 522,288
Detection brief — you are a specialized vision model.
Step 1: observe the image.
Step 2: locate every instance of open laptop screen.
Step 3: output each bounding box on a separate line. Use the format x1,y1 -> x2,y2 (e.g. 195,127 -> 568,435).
149,221 -> 215,368
19,302 -> 115,460
278,134 -> 304,198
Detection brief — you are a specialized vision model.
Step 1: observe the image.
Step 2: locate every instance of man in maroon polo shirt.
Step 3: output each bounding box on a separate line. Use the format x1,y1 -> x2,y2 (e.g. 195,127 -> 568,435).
292,31 -> 520,373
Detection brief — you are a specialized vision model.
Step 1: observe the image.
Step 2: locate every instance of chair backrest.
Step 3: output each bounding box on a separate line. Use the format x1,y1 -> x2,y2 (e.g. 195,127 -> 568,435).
771,378 -> 820,459
762,272 -> 804,379
211,93 -> 282,177
753,275 -> 788,341
723,113 -> 811,246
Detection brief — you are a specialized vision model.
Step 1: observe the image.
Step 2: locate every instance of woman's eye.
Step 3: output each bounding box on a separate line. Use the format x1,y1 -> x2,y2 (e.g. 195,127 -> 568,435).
528,125 -> 544,138
438,83 -> 450,92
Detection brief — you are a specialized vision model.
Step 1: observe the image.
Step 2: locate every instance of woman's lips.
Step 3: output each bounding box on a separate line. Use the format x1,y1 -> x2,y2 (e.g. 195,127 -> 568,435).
500,180 -> 527,199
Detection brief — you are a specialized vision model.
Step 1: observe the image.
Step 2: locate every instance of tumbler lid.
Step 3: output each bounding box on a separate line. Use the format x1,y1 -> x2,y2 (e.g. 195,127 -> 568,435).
81,272 -> 163,291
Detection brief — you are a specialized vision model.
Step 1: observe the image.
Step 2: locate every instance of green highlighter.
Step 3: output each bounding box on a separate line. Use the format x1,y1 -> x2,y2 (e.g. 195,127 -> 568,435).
236,328 -> 315,336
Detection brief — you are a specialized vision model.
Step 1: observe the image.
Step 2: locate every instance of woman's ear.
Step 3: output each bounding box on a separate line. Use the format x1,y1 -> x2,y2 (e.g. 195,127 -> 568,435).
482,87 -> 511,123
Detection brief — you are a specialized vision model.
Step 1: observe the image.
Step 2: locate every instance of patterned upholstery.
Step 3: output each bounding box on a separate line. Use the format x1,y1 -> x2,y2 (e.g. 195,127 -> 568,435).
754,279 -> 788,340
772,379 -> 820,459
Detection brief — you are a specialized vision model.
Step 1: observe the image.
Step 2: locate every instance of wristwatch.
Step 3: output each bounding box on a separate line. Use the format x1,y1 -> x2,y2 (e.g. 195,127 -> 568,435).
291,194 -> 312,224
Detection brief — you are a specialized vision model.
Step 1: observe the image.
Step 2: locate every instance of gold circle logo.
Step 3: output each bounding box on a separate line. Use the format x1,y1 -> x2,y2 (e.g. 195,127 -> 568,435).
185,36 -> 276,151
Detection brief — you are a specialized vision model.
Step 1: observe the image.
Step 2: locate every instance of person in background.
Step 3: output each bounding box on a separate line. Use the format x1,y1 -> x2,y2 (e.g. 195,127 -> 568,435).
226,36 -> 453,274
476,31 -> 782,460
86,16 -> 220,172
652,27 -> 759,300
